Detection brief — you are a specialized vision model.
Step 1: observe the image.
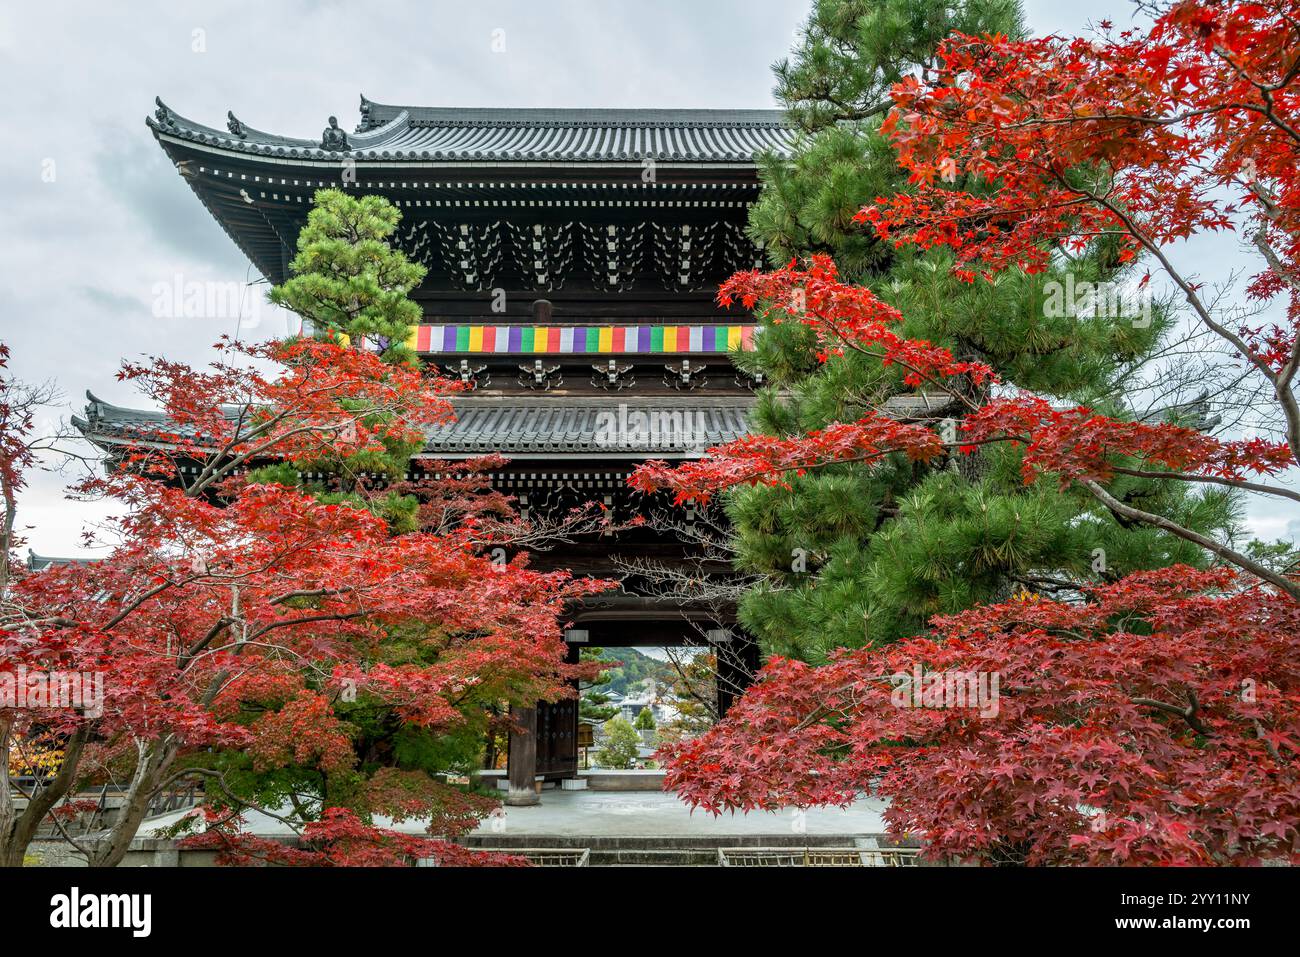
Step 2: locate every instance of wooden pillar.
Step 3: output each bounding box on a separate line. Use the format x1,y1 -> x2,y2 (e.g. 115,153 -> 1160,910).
560,640 -> 582,779
714,630 -> 760,717
505,705 -> 540,806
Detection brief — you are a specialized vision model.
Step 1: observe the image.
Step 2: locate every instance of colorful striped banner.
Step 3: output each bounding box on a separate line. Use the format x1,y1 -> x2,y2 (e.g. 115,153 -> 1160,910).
408,324 -> 758,355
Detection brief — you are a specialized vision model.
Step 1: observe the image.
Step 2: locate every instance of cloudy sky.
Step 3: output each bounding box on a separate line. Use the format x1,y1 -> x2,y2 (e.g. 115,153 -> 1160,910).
1,0 -> 1296,557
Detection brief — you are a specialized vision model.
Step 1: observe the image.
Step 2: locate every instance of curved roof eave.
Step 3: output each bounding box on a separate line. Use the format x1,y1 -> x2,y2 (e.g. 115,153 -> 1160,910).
147,96 -> 794,166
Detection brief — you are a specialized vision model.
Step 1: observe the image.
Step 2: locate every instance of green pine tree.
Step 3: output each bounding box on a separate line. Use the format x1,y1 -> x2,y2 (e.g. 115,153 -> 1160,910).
750,0 -> 1025,274
251,189 -> 429,525
727,0 -> 1240,663
579,691 -> 619,723
269,188 -> 426,366
579,648 -> 622,722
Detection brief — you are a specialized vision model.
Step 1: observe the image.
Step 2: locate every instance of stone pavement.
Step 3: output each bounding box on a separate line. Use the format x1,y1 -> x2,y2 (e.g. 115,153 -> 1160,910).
468,789 -> 888,838
135,788 -> 887,840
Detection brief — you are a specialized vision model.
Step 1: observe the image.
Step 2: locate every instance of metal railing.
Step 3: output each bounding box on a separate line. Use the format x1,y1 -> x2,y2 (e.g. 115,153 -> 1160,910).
717,846 -> 922,867
483,848 -> 591,867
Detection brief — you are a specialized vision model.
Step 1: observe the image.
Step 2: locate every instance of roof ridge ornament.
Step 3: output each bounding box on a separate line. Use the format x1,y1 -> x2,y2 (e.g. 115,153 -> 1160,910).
226,110 -> 247,139
355,94 -> 375,133
321,115 -> 350,151
153,97 -> 177,130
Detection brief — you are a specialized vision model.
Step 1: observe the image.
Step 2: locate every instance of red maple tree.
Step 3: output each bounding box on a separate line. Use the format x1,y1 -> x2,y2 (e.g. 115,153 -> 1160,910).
662,567 -> 1300,864
634,256 -> 1299,597
860,0 -> 1300,587
635,0 -> 1300,862
110,335 -> 454,492
1,338 -> 605,867
636,0 -> 1300,597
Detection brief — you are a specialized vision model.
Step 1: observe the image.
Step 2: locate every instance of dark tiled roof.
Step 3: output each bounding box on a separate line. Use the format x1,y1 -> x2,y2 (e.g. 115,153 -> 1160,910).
73,392 -> 755,460
27,551 -> 99,572
75,390 -> 964,462
72,392 -> 221,445
148,95 -> 794,164
420,397 -> 752,457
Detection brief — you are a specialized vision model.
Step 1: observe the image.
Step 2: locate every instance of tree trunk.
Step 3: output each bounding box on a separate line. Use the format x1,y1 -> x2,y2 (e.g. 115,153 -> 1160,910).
0,718 -> 18,867
0,723 -> 91,867
87,737 -> 176,868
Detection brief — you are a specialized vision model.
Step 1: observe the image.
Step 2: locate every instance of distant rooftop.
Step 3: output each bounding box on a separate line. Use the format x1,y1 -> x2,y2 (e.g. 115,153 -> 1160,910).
26,551 -> 98,572
148,94 -> 795,165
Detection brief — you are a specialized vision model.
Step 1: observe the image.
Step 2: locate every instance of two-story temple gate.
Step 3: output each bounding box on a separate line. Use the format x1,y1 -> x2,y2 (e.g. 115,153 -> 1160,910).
82,96 -> 796,804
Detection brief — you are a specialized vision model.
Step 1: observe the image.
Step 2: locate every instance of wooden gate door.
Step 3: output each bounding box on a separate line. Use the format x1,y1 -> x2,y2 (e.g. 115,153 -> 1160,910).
535,698 -> 578,779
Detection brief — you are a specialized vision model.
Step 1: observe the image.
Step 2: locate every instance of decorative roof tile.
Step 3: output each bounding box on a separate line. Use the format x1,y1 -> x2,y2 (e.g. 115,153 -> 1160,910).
419,398 -> 752,456
73,393 -> 757,460
148,95 -> 794,164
